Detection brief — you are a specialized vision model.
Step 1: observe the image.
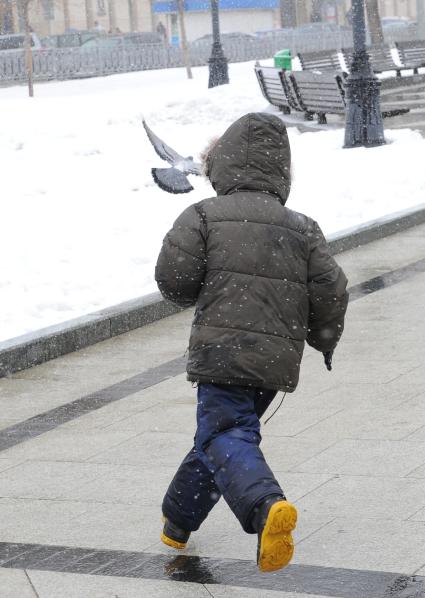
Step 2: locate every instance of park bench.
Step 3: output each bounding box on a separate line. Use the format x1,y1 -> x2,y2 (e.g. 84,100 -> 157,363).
395,40 -> 425,73
342,45 -> 415,77
288,70 -> 346,123
297,49 -> 344,73
255,64 -> 410,124
255,64 -> 291,114
290,70 -> 409,123
254,63 -> 302,114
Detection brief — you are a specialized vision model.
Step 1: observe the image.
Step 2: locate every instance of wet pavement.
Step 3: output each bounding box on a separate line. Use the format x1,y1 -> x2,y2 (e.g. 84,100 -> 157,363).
1,224 -> 425,597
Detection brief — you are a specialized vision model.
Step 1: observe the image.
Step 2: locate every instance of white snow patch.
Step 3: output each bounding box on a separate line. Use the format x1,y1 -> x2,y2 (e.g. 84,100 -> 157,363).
1,61 -> 424,341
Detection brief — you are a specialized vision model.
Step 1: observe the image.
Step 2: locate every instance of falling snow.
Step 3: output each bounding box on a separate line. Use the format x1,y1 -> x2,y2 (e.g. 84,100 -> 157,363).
1,61 -> 424,342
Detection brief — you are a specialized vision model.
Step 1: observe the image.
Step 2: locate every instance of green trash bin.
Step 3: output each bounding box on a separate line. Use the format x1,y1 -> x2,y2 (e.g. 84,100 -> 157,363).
274,49 -> 292,70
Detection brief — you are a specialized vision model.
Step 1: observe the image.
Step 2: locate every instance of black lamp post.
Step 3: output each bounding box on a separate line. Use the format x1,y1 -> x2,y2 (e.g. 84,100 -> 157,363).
208,0 -> 229,88
343,0 -> 385,147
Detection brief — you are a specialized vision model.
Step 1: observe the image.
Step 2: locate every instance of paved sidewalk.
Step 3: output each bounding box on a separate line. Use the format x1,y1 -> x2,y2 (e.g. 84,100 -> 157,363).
0,224 -> 425,597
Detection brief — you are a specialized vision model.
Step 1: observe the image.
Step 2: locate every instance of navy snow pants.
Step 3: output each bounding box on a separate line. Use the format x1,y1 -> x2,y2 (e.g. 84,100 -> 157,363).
162,383 -> 284,534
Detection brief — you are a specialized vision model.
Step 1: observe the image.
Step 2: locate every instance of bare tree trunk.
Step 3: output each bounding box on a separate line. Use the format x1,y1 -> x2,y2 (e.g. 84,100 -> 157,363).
296,0 -> 309,24
85,0 -> 94,29
417,0 -> 425,37
132,0 -> 139,31
177,0 -> 192,79
0,0 -> 5,33
365,0 -> 384,46
108,0 -> 117,31
23,0 -> 33,97
310,0 -> 323,21
149,0 -> 155,31
63,0 -> 70,30
127,0 -> 135,31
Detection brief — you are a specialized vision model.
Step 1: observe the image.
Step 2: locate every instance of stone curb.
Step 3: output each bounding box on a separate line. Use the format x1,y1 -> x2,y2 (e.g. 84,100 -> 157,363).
1,203 -> 425,378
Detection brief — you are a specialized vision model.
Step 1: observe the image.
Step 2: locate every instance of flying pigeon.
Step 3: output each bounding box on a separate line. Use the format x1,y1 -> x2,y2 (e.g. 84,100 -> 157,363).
142,120 -> 202,194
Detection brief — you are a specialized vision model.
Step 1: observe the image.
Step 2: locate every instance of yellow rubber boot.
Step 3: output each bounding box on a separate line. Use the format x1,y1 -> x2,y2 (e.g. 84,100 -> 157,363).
257,500 -> 297,573
161,517 -> 190,550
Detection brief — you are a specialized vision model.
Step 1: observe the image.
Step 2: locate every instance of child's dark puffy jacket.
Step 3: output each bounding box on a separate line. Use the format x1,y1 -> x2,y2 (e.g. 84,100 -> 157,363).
155,113 -> 348,392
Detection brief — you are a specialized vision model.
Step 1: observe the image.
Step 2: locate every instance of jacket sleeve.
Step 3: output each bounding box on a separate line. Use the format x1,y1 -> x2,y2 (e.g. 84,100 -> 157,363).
306,221 -> 349,353
155,204 -> 207,308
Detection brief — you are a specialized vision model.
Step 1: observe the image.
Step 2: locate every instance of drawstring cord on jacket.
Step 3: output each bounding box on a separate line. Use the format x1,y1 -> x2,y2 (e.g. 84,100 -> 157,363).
264,392 -> 287,425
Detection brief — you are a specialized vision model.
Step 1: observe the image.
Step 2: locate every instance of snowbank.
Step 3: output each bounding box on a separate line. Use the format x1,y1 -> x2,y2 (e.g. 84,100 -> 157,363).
1,61 -> 424,342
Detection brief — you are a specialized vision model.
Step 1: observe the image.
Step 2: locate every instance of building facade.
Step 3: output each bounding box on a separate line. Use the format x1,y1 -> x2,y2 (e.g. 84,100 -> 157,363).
1,0 -> 423,39
0,0 -> 154,36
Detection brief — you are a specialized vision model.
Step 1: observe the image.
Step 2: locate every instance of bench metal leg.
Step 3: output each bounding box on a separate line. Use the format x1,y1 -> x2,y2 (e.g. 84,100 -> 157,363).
304,112 -> 314,121
281,106 -> 291,114
318,113 -> 327,124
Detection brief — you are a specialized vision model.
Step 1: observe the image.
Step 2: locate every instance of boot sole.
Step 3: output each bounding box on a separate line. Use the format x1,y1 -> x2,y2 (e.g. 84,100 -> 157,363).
160,517 -> 189,550
160,532 -> 187,550
258,500 -> 297,573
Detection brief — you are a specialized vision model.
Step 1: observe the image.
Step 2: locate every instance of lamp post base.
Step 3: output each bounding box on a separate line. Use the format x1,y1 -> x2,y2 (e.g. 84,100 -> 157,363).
344,51 -> 386,148
208,43 -> 229,88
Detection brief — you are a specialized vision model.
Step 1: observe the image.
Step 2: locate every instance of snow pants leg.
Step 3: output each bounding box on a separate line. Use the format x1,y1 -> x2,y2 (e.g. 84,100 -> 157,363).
162,383 -> 283,534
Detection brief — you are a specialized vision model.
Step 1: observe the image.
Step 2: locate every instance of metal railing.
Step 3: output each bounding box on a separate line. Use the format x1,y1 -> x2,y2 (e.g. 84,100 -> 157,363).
0,27 -> 422,85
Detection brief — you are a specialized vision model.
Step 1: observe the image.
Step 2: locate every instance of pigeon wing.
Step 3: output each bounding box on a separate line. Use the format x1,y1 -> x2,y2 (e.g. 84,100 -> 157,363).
143,120 -> 202,176
143,120 -> 185,166
151,167 -> 194,194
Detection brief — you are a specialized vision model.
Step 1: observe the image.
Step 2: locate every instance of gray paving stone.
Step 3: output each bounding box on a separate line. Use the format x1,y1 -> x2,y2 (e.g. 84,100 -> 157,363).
268,472 -> 334,502
0,498 -> 93,538
59,373 -> 189,431
400,394 -> 425,411
283,380 -> 421,412
293,439 -> 425,477
0,220 -> 425,598
293,517 -> 425,574
0,504 -> 161,553
28,547 -> 97,572
258,406 -> 343,438
0,308 -> 191,398
0,542 -> 35,565
86,430 -> 195,467
0,379 -> 91,421
42,504 -> 162,552
104,400 -> 198,434
255,436 -> 337,473
0,458 -> 23,474
408,506 -> 425,521
207,587 -> 331,598
295,407 -> 425,442
402,424 -> 425,442
1,428 -> 141,462
2,545 -> 69,569
317,358 -> 417,385
0,461 -> 112,499
407,462 -> 425,478
335,223 -> 425,287
58,464 -> 175,505
59,398 -> 160,431
294,475 -> 425,520
0,418 -> 23,431
28,569 -> 211,597
54,549 -> 120,574
151,498 -> 333,562
0,568 -> 39,598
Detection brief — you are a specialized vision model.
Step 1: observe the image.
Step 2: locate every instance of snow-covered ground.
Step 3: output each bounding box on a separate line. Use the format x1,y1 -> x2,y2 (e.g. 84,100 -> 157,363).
1,61 -> 425,342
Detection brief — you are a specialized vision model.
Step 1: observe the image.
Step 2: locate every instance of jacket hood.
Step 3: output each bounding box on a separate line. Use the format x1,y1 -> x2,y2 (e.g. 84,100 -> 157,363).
207,113 -> 291,204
